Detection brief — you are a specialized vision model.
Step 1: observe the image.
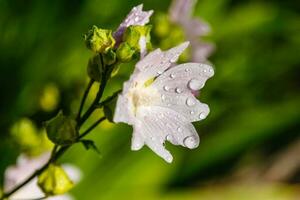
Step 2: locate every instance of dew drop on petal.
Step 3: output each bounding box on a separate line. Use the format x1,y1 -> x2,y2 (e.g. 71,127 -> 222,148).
165,155 -> 173,163
134,16 -> 139,22
186,98 -> 195,106
157,70 -> 163,75
185,68 -> 190,72
163,85 -> 169,91
183,136 -> 198,149
170,73 -> 175,79
170,55 -> 178,63
166,134 -> 172,141
177,127 -> 182,132
161,94 -> 166,101
175,87 -> 182,94
190,110 -> 194,114
199,112 -> 207,119
188,79 -> 203,90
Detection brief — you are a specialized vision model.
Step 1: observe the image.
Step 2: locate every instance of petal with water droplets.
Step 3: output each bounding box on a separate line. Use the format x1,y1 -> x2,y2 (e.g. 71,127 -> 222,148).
151,63 -> 213,122
136,42 -> 190,82
132,106 -> 199,162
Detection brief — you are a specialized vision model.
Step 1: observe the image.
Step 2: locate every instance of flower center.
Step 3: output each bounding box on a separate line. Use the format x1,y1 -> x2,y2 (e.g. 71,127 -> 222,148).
128,83 -> 159,115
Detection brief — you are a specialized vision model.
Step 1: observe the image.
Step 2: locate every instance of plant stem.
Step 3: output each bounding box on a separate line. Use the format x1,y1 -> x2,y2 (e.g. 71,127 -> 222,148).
76,79 -> 94,122
0,54 -> 116,200
78,54 -> 109,127
78,117 -> 106,140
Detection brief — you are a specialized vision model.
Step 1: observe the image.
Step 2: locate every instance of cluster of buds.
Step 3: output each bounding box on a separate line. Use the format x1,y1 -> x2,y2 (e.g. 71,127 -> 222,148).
84,5 -> 153,81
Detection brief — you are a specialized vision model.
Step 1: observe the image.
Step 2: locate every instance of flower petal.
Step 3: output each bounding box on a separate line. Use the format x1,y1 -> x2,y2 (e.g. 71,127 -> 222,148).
152,63 -> 213,122
169,0 -> 196,23
136,42 -> 190,82
133,106 -> 200,163
113,94 -> 133,124
113,4 -> 153,45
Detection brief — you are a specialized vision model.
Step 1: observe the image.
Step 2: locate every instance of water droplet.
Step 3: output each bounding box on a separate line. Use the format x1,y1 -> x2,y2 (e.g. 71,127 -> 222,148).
163,85 -> 169,91
199,113 -> 206,119
175,87 -> 182,94
186,98 -> 195,106
166,134 -> 172,141
134,16 -> 139,22
165,155 -> 173,163
190,111 -> 194,114
183,136 -> 199,149
185,68 -> 190,72
161,94 -> 166,101
188,79 -> 203,90
203,69 -> 207,73
150,136 -> 155,141
177,127 -> 182,132
170,56 -> 177,63
170,73 -> 175,79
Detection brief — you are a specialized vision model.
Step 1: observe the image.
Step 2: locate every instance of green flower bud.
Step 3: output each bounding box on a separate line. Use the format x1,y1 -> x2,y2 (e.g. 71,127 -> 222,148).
103,49 -> 116,65
10,118 -> 41,155
116,42 -> 135,62
87,54 -> 102,82
123,25 -> 152,51
38,164 -> 74,196
45,111 -> 78,145
84,26 -> 115,53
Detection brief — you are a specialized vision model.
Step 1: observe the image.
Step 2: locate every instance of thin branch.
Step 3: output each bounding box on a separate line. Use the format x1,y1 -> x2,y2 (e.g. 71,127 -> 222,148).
76,79 -> 94,122
96,89 -> 122,108
78,116 -> 106,140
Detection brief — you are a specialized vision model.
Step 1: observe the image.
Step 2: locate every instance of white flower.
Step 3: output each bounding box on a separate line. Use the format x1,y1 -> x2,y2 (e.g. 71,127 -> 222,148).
4,153 -> 81,200
169,0 -> 215,62
113,42 -> 214,163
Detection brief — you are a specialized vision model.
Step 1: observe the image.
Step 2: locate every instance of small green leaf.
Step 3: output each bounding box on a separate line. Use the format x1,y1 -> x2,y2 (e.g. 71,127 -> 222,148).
80,139 -> 101,155
38,164 -> 74,196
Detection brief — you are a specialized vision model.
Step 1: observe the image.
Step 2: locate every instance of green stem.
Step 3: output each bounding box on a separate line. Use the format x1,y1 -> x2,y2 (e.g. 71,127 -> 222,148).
76,79 -> 94,122
0,54 -> 116,200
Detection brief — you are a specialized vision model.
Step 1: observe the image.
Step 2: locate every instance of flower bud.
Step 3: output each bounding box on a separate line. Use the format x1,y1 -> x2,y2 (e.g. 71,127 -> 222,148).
87,54 -> 102,82
123,25 -> 152,51
116,42 -> 135,62
103,49 -> 116,65
38,164 -> 74,196
45,111 -> 78,145
84,26 -> 115,53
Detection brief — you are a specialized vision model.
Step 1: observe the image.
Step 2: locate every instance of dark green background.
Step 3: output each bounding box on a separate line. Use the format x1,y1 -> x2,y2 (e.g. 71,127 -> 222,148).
1,0 -> 300,199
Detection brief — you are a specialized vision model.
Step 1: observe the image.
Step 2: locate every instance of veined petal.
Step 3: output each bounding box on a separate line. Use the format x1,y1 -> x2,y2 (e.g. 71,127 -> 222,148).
113,94 -> 134,124
136,42 -> 190,82
113,4 -> 153,45
134,106 -> 200,162
152,63 -> 213,122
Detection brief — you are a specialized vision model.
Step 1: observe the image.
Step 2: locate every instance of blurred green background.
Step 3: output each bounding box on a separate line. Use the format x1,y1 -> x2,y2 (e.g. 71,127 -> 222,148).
1,0 -> 300,199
